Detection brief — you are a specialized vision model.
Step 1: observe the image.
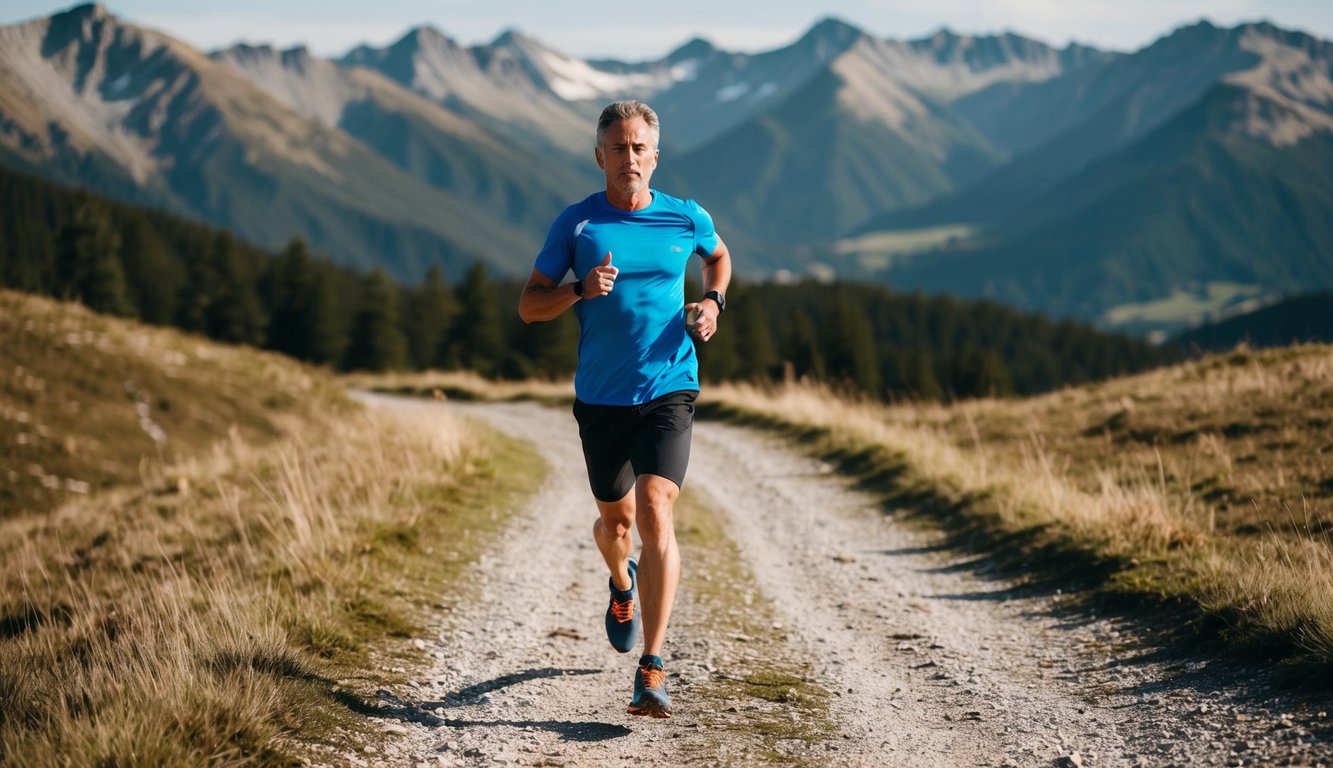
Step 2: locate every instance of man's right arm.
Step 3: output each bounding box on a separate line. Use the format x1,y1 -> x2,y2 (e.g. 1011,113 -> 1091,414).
518,253 -> 618,323
518,269 -> 581,323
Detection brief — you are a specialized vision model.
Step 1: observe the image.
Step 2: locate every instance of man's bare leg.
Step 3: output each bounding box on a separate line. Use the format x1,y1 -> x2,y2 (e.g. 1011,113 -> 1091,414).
633,474 -> 680,657
594,492 -> 635,592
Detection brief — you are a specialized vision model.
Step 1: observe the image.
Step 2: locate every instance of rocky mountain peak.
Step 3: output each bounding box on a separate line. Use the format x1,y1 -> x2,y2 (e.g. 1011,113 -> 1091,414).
46,1 -> 124,49
796,17 -> 867,61
55,2 -> 109,23
666,36 -> 717,63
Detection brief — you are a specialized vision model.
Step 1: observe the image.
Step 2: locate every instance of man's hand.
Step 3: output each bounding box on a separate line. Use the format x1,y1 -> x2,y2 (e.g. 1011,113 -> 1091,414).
583,252 -> 618,298
685,298 -> 720,342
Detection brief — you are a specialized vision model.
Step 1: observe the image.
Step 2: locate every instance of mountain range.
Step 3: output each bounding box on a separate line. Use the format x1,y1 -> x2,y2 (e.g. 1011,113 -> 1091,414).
1,3 -> 1331,332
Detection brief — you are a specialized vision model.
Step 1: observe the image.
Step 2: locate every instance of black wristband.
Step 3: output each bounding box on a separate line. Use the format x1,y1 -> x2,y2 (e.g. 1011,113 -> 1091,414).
573,279 -> 585,297
702,290 -> 726,312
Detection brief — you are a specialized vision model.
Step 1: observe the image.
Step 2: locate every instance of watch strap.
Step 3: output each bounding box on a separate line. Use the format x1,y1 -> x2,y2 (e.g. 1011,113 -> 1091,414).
703,290 -> 725,312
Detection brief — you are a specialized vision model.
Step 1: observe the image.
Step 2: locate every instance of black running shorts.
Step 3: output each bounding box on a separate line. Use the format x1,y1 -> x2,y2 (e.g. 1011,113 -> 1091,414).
572,390 -> 698,502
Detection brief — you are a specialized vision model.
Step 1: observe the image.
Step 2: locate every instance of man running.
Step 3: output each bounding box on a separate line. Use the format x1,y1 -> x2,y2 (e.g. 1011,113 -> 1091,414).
518,100 -> 732,718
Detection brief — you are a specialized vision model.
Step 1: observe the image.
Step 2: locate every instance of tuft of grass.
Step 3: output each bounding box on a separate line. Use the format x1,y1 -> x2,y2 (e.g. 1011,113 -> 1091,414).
698,345 -> 1333,673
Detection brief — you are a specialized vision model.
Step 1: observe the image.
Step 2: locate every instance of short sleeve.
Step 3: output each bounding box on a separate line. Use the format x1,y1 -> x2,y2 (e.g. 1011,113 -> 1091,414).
687,199 -> 719,257
533,207 -> 579,282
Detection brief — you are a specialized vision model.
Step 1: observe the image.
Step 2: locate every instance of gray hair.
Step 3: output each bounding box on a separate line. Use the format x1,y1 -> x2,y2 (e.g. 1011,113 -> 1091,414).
596,100 -> 660,146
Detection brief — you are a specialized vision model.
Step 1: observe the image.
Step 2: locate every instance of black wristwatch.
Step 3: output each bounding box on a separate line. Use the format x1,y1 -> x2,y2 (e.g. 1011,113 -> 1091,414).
572,279 -> 585,297
702,290 -> 726,313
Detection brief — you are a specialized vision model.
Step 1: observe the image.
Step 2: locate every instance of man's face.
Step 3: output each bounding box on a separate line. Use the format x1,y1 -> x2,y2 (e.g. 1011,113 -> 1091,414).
595,116 -> 659,197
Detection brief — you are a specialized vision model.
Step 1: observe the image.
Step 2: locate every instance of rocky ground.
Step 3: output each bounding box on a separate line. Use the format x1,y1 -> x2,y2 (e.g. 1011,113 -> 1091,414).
347,398 -> 1332,767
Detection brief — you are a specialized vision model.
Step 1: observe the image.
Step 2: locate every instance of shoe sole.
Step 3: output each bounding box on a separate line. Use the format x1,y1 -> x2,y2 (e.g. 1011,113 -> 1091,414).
627,690 -> 672,718
626,701 -> 672,718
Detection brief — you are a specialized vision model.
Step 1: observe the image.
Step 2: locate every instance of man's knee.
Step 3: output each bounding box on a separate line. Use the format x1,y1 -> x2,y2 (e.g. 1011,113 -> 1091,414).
642,474 -> 679,504
636,476 -> 678,534
597,499 -> 635,539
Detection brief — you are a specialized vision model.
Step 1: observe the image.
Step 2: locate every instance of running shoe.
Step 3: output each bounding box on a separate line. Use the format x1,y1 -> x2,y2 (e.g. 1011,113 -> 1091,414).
605,556 -> 639,653
627,655 -> 671,718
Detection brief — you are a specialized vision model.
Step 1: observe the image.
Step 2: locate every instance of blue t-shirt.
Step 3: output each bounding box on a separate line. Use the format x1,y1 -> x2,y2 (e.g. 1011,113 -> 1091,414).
534,190 -> 719,406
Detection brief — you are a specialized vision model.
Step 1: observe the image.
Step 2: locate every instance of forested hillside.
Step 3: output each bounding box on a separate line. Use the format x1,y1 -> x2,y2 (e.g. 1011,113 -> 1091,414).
1,165 -> 1177,401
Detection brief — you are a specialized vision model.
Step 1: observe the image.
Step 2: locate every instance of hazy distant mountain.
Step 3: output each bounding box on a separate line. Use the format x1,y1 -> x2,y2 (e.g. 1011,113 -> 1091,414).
3,2 -> 1331,332
0,3 -> 547,278
0,5 -> 1105,281
853,21 -> 1333,329
879,82 -> 1333,324
656,20 -> 1112,247
213,41 -> 596,249
340,27 -> 601,158
868,21 -> 1333,234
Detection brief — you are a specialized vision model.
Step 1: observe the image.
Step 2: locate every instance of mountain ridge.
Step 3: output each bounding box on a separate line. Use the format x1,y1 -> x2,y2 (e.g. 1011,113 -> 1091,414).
3,3 -> 1331,335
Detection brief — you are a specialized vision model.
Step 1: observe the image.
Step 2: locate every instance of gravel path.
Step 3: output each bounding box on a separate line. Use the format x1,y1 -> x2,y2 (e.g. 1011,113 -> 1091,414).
361,398 -> 1332,767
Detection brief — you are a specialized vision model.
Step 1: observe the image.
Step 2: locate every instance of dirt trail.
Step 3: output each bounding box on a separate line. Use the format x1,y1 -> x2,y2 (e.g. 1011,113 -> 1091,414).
360,397 -> 1331,767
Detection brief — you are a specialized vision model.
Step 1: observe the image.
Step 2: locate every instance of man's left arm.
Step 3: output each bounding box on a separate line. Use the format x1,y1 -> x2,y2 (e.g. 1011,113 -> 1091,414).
685,236 -> 732,343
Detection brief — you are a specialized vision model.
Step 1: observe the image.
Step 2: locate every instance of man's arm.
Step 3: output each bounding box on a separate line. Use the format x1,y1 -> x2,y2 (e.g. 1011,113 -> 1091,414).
684,236 -> 732,343
518,253 -> 618,323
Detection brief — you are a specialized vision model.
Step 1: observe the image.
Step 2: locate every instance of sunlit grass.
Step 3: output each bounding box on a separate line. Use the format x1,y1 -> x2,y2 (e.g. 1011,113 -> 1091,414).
0,291 -> 537,765
699,345 -> 1333,667
1,289 -> 352,517
340,369 -> 574,405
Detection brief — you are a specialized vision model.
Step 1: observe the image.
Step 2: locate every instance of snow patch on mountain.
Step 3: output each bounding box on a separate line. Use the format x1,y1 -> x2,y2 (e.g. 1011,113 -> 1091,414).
716,82 -> 749,102
539,51 -> 698,101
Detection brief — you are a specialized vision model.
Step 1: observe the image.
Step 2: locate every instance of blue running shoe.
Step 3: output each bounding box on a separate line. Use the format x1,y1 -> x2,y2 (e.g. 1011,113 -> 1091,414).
605,556 -> 639,653
627,655 -> 671,718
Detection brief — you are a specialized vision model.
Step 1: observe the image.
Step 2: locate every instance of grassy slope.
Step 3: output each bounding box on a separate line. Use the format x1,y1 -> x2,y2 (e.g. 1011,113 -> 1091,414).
700,346 -> 1333,672
1,289 -> 350,517
0,291 -> 537,765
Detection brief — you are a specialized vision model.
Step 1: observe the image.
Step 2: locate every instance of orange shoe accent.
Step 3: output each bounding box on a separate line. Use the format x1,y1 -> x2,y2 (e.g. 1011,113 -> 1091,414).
640,666 -> 665,690
609,595 -> 635,624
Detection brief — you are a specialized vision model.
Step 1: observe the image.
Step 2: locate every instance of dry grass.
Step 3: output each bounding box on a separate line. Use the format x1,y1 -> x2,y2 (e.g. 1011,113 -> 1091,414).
1,289 -> 352,517
698,345 -> 1333,668
0,395 -> 534,765
340,369 -> 574,405
0,292 -> 538,765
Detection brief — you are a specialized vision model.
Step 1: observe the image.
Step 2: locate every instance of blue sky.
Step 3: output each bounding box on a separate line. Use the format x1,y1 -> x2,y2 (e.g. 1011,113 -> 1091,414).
4,1 -> 1332,59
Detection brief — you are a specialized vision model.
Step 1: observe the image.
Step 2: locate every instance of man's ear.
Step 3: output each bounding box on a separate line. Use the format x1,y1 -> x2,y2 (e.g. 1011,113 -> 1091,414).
594,146 -> 604,169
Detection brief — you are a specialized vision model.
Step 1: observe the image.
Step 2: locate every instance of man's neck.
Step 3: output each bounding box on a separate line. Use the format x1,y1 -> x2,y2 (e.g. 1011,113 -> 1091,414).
605,188 -> 653,211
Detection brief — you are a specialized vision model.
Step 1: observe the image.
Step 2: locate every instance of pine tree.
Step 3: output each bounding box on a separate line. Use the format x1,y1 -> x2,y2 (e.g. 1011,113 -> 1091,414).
781,309 -> 826,382
952,345 -> 1013,399
401,264 -> 457,370
262,238 -> 342,365
905,346 -> 942,401
344,269 -> 408,372
119,212 -> 182,324
695,309 -> 739,383
731,292 -> 778,382
54,194 -> 132,316
203,231 -> 266,345
824,291 -> 880,398
448,261 -> 504,376
521,311 -> 579,379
